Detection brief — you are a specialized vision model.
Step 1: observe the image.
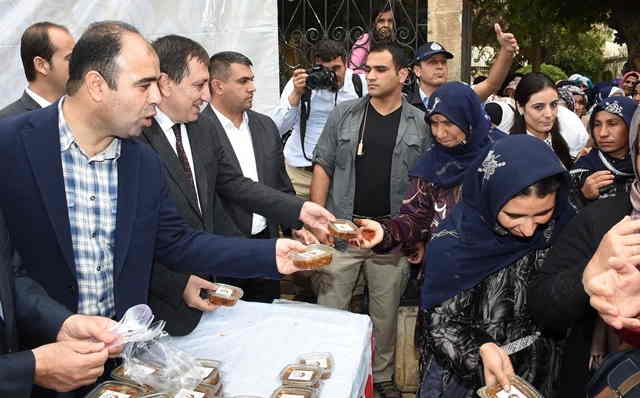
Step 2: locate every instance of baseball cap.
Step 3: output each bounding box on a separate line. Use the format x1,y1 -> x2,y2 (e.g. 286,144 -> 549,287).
415,41 -> 454,62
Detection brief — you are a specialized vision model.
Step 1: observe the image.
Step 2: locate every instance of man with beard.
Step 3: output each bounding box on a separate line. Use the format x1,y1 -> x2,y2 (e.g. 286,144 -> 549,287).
202,51 -> 318,303
311,42 -> 430,397
0,23 -> 330,396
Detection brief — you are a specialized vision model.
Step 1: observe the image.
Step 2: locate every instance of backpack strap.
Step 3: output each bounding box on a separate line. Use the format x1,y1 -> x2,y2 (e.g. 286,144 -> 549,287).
352,72 -> 363,98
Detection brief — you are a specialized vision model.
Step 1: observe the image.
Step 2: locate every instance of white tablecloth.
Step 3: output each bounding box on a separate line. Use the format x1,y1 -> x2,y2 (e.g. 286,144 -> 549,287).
169,300 -> 373,397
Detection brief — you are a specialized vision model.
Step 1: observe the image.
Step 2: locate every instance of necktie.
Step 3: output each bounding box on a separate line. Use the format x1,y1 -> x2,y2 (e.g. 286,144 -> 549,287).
172,124 -> 199,205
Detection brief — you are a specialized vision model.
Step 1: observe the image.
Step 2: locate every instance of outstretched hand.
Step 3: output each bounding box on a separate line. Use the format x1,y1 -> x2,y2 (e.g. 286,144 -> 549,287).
586,257 -> 640,330
348,219 -> 383,249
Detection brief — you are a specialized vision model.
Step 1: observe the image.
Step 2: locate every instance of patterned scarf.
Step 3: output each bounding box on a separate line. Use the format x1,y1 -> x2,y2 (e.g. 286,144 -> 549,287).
410,81 -> 506,188
421,135 -> 574,310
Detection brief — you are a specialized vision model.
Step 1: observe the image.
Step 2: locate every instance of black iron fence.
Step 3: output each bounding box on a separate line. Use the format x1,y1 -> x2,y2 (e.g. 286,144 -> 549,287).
277,0 -> 428,89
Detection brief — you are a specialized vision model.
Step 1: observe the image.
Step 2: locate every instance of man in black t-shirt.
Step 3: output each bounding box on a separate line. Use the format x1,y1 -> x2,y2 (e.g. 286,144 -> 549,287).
311,43 -> 430,398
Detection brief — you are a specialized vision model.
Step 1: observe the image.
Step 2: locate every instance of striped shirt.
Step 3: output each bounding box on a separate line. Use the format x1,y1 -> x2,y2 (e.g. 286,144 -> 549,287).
58,98 -> 120,317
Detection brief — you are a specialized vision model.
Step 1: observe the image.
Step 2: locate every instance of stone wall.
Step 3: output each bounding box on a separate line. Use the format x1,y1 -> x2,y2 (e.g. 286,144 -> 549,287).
427,0 -> 470,82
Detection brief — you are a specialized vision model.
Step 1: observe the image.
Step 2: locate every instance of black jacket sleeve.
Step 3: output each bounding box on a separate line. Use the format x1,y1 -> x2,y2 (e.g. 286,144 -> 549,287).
528,198 -> 624,334
149,262 -> 191,311
212,129 -> 304,230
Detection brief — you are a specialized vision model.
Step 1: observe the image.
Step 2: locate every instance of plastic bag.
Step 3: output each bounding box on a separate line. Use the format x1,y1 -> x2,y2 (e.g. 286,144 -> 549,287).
121,335 -> 204,392
111,304 -> 206,392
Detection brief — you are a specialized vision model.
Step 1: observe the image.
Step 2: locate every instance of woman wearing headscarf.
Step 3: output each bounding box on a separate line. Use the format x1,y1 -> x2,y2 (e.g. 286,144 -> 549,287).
591,83 -> 625,105
619,71 -> 640,97
528,106 -> 640,396
569,97 -> 638,209
355,81 -> 504,264
413,135 -> 572,397
356,135 -> 573,397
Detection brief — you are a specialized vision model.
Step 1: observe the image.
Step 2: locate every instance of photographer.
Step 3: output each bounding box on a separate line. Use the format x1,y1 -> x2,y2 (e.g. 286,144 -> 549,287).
271,40 -> 367,200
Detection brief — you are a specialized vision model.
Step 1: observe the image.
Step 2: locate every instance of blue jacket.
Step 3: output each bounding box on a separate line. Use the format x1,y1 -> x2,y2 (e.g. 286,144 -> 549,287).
0,207 -> 72,397
0,103 -> 280,319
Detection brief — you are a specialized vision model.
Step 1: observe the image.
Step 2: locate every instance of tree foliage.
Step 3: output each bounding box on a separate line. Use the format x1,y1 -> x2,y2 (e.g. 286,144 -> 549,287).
472,0 -> 640,74
471,0 -> 597,74
548,27 -> 609,80
556,0 -> 640,72
516,64 -> 567,83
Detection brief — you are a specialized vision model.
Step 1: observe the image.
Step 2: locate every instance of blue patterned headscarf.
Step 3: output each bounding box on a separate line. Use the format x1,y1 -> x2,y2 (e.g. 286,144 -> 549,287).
591,83 -> 625,105
421,135 -> 574,310
575,96 -> 639,179
410,82 -> 505,188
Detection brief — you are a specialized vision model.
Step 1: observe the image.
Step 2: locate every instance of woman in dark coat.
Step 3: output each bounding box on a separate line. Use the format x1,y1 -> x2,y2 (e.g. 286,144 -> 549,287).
359,135 -> 574,397
569,96 -> 637,209
528,106 -> 640,396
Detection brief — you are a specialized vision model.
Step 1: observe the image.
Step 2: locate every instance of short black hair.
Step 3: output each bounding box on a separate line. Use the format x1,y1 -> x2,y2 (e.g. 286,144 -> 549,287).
21,22 -> 69,82
66,21 -> 139,95
152,35 -> 209,84
312,40 -> 346,64
209,51 -> 253,81
369,42 -> 407,70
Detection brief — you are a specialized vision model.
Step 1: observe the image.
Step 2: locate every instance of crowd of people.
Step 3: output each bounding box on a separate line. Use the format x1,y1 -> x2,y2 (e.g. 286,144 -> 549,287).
0,3 -> 640,398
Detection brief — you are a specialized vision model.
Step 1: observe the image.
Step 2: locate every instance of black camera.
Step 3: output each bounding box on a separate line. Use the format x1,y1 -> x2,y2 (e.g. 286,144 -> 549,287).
305,65 -> 338,91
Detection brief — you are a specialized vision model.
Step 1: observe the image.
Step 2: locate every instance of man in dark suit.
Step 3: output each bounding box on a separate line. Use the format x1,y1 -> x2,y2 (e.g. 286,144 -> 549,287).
0,22 -> 74,119
0,207 -> 121,396
204,51 -> 318,303
0,22 -> 333,393
139,36 -> 324,336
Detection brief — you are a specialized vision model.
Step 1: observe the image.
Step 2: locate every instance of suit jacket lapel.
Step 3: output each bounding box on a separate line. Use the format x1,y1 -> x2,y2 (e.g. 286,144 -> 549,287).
208,110 -> 242,170
141,121 -> 202,219
113,140 -> 139,280
187,121 -> 208,215
22,106 -> 76,275
247,112 -> 266,183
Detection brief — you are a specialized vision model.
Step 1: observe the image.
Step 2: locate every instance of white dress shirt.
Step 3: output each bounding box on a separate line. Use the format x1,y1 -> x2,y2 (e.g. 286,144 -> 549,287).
211,105 -> 267,235
25,86 -> 52,108
154,108 -> 202,212
270,68 -> 367,167
419,88 -> 429,108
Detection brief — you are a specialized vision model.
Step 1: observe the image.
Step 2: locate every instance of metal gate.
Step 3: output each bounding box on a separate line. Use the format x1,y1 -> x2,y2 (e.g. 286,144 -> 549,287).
277,0 -> 428,88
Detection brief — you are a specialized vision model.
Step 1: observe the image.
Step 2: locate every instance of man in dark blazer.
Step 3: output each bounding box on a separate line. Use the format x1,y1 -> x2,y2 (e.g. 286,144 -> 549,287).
0,22 -> 74,119
0,21 -> 332,354
139,36 -> 325,336
204,51 -> 318,303
0,207 -> 122,396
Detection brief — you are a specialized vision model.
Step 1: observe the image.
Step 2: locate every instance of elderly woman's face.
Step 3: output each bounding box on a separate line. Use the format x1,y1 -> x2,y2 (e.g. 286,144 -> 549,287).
430,113 -> 466,148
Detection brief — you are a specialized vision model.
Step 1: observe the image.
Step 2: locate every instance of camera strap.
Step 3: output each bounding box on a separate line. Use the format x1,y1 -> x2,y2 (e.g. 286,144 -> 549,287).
299,88 -> 339,162
299,88 -> 313,162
